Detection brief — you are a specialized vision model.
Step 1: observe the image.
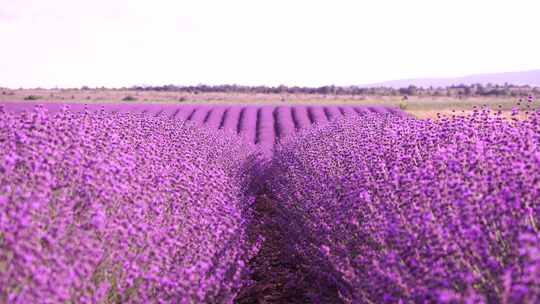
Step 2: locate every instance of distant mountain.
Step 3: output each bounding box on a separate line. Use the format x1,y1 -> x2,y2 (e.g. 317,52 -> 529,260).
362,70 -> 540,89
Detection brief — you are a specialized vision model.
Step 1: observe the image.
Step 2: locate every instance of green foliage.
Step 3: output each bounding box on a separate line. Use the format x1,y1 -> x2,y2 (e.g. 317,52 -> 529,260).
399,98 -> 409,110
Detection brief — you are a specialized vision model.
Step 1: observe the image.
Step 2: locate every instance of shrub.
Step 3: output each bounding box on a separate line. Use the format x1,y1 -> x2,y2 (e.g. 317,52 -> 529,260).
122,95 -> 137,101
399,100 -> 408,110
23,95 -> 41,100
0,107 -> 261,303
267,110 -> 540,303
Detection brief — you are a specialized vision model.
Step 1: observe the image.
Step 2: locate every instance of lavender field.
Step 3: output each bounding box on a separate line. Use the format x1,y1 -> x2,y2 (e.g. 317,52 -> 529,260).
1,102 -> 540,303
0,103 -> 404,148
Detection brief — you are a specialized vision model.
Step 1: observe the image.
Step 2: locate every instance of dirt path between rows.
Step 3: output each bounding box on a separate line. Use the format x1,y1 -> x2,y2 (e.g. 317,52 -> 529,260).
234,194 -> 343,304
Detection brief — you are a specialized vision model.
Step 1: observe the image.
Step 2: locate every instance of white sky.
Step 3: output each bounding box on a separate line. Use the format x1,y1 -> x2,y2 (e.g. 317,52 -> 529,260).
1,0 -> 539,88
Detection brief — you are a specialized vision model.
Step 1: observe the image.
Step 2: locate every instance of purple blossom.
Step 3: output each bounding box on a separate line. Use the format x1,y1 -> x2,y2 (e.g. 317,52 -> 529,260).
0,107 -> 261,303
267,109 -> 540,303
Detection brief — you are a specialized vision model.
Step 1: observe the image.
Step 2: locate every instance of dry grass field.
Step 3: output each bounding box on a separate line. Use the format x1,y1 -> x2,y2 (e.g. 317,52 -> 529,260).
1,88 -> 536,119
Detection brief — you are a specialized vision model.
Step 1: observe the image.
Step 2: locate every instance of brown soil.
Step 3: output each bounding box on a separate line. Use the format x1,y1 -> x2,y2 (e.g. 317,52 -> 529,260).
235,194 -> 343,304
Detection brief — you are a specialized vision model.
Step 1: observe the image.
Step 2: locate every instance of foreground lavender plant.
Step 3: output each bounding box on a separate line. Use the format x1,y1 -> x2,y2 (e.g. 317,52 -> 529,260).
0,106 -> 260,303
268,109 -> 540,303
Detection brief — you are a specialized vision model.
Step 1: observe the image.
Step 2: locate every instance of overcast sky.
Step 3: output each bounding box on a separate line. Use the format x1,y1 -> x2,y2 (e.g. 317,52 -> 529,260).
1,0 -> 539,88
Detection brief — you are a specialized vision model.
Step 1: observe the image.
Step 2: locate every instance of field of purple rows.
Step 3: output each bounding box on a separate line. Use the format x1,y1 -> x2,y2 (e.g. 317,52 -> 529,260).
1,102 -> 540,303
0,102 -> 405,148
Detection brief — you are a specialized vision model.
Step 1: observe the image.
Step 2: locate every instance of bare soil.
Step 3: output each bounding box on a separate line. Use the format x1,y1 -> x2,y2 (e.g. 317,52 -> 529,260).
235,194 -> 343,304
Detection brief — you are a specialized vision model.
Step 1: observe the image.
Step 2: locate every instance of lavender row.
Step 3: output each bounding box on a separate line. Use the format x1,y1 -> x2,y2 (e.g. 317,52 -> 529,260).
255,106 -> 276,153
0,106 -> 261,303
267,109 -> 540,303
274,106 -> 296,140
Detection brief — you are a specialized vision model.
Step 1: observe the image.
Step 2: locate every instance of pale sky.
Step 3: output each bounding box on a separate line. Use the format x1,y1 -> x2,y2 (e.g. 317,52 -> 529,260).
1,0 -> 539,88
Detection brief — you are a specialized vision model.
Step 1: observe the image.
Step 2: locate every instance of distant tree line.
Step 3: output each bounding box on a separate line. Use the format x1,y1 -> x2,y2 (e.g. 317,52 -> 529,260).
79,83 -> 540,98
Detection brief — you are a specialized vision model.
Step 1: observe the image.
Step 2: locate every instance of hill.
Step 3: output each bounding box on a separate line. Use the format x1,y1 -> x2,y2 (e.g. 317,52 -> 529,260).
363,70 -> 540,88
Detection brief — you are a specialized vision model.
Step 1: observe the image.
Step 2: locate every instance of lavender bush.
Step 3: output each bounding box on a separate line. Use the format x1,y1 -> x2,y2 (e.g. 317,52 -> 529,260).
291,106 -> 312,130
274,106 -> 296,142
0,106 -> 261,303
267,109 -> 540,303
